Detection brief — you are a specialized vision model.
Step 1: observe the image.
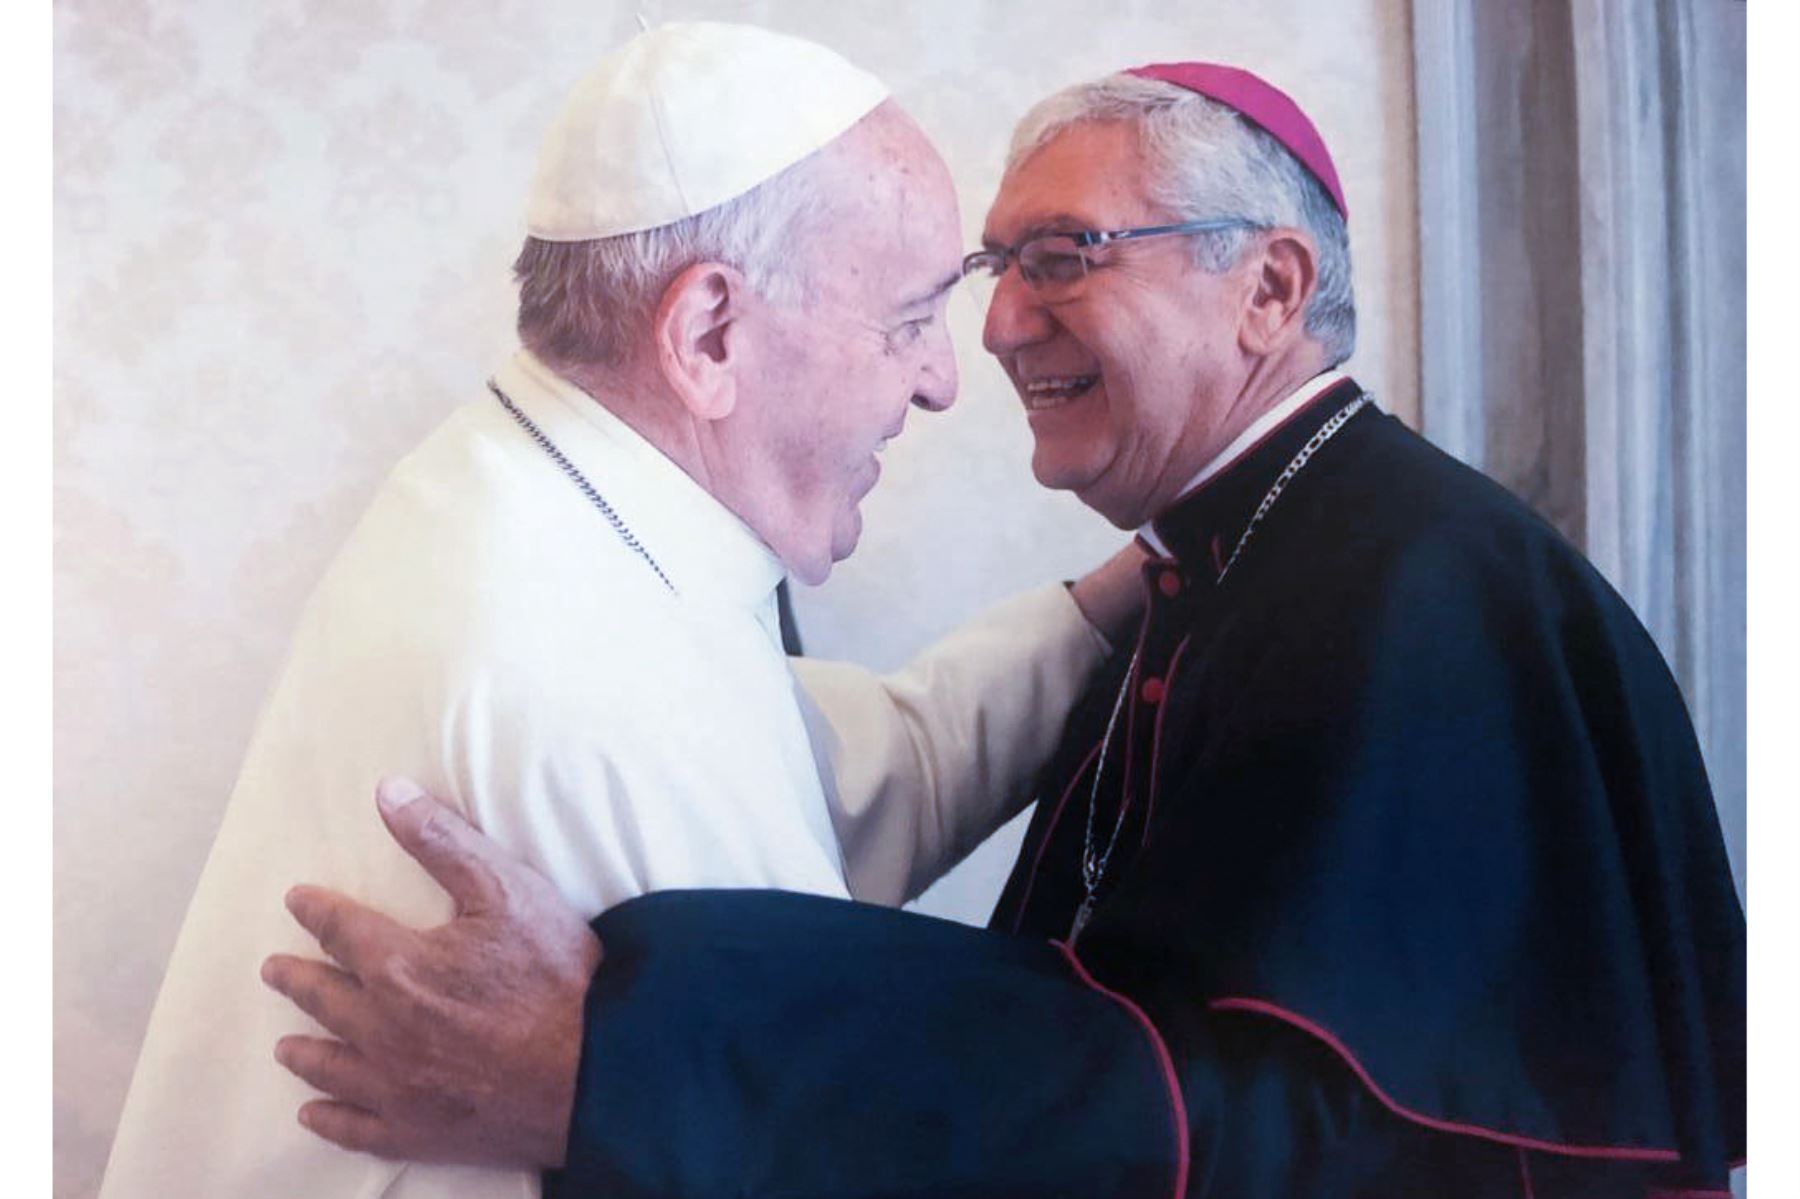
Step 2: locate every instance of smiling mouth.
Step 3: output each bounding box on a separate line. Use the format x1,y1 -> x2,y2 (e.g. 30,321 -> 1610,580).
1022,375 -> 1099,411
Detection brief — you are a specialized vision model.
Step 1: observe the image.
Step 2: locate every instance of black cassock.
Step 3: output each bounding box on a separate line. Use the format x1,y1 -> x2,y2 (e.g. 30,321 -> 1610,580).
548,380 -> 1745,1199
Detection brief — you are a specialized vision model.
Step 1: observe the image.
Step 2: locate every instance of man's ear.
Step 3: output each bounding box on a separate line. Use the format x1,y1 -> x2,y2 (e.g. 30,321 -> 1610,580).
653,262 -> 745,421
1239,229 -> 1319,356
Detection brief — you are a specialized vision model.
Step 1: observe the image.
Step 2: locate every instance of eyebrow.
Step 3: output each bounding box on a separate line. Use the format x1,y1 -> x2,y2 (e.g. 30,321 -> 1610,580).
897,269 -> 964,311
980,212 -> 1097,251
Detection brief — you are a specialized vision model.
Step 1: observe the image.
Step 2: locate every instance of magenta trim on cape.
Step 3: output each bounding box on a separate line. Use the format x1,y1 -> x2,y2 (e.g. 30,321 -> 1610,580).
1210,996 -> 1684,1162
1059,942 -> 1191,1199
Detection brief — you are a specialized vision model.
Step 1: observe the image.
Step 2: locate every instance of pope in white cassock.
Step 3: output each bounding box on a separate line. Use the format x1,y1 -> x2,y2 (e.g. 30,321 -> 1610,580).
98,23 -> 1142,1199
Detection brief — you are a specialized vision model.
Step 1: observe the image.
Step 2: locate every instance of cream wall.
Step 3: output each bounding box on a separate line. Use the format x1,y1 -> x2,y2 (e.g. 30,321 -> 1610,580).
52,1 -> 1418,1194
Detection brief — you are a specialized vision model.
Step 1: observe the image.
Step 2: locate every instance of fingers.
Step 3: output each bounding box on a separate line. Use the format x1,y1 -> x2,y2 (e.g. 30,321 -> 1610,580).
298,1099 -> 399,1158
284,885 -> 411,976
374,776 -> 513,915
261,953 -> 367,1045
275,1035 -> 384,1112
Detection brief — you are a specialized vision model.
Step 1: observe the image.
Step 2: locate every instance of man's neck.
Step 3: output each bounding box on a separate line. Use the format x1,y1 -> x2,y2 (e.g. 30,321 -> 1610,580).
549,358 -> 715,489
1134,360 -> 1347,555
1131,348 -> 1331,526
1222,351 -> 1333,452
545,355 -> 787,568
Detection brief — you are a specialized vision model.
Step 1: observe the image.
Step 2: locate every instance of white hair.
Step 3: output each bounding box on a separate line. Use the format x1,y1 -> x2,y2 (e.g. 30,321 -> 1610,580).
513,148 -> 833,370
1008,73 -> 1356,366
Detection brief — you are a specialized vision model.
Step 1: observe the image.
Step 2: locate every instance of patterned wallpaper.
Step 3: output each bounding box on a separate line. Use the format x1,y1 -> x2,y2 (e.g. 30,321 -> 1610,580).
53,1 -> 1418,1193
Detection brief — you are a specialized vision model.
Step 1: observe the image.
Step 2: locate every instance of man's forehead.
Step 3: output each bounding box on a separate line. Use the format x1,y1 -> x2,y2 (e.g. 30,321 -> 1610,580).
821,175 -> 961,313
982,123 -> 1148,242
861,159 -> 965,306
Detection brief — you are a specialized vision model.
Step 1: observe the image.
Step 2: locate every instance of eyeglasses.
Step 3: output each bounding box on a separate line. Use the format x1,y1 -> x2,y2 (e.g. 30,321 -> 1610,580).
961,218 -> 1261,304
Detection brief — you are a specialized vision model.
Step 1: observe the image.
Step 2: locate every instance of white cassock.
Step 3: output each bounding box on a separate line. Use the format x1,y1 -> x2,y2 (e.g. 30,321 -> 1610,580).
98,348 -> 1107,1198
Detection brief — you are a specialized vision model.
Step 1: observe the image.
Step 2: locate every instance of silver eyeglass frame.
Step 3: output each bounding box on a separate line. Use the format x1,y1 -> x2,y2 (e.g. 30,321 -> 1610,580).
962,217 -> 1262,292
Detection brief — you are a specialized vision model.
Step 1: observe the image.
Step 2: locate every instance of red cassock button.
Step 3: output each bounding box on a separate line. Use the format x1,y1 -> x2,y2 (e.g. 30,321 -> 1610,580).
1158,571 -> 1182,597
1140,676 -> 1166,704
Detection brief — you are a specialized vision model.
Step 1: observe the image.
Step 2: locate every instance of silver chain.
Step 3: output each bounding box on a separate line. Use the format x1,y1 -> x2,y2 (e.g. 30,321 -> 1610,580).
488,382 -> 677,594
1217,394 -> 1371,583
1074,643 -> 1142,937
1069,392 -> 1373,941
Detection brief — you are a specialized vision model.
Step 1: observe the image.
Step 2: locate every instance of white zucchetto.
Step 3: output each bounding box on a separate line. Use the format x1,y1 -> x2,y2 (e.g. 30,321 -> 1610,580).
525,21 -> 889,241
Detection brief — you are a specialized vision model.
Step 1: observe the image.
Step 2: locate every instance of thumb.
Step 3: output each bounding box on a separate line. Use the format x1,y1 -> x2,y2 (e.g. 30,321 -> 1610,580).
374,776 -> 509,914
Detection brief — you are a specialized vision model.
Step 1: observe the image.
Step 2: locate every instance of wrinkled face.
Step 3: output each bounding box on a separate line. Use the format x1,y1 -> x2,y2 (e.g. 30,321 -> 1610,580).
981,120 -> 1256,528
732,110 -> 962,584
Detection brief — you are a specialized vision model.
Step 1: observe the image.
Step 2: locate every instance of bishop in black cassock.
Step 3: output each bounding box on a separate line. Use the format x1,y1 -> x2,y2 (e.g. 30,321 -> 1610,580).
549,377 -> 1744,1199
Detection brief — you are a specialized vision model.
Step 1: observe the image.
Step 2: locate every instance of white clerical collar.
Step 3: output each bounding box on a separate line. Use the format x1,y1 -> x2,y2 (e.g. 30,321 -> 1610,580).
492,349 -> 787,609
1137,369 -> 1347,557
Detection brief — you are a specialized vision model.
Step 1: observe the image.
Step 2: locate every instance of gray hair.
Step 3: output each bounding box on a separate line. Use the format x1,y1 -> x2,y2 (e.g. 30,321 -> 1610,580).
1008,73 -> 1355,365
513,149 -> 832,370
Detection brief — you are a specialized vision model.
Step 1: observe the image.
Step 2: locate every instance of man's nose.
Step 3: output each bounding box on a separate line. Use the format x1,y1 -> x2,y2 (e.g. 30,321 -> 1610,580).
910,318 -> 959,412
981,267 -> 1053,357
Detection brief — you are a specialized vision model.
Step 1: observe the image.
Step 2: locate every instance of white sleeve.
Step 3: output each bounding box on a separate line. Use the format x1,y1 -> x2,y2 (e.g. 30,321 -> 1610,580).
791,583 -> 1111,907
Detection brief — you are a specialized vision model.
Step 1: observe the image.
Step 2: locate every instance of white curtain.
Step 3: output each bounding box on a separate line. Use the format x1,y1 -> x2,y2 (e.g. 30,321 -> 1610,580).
1411,0 -> 1746,898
